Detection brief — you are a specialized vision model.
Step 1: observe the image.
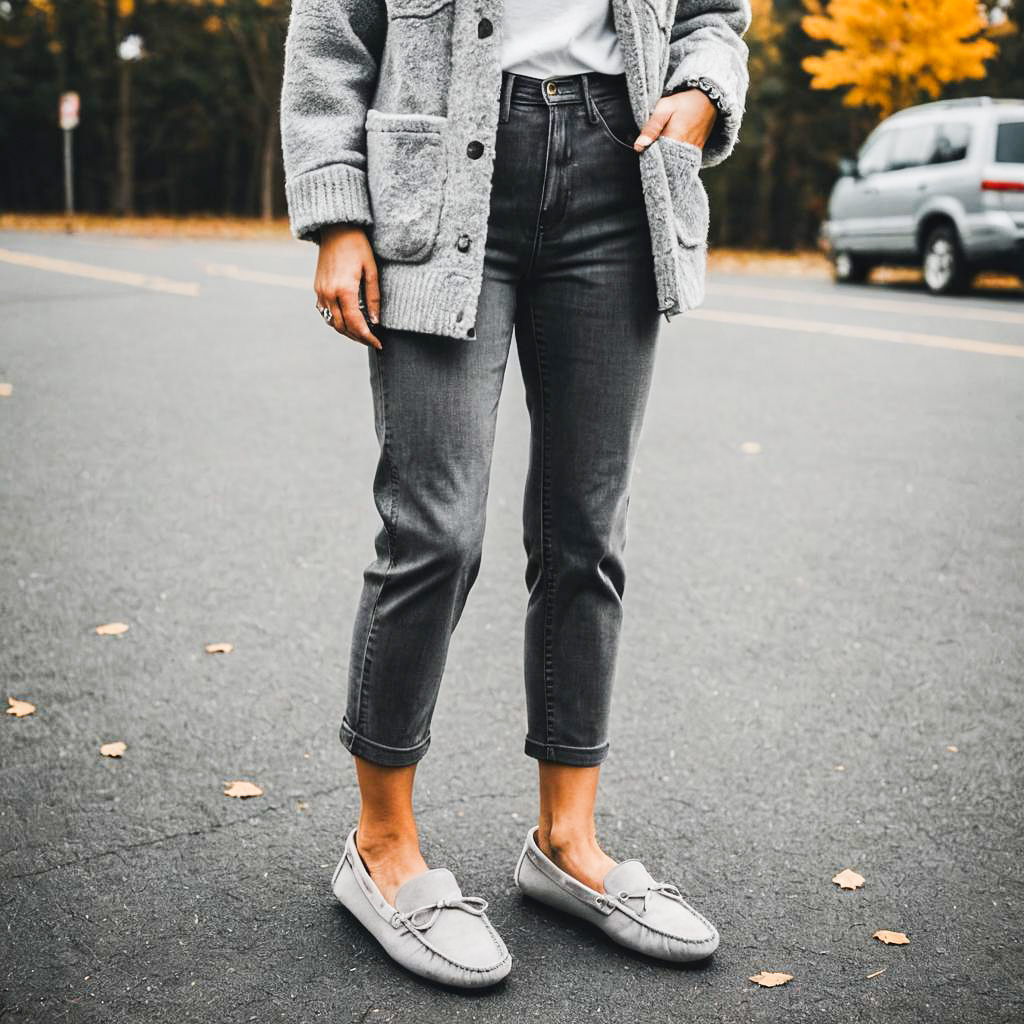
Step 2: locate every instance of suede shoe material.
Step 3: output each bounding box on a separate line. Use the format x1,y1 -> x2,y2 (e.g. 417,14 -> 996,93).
513,825 -> 719,962
332,826 -> 511,987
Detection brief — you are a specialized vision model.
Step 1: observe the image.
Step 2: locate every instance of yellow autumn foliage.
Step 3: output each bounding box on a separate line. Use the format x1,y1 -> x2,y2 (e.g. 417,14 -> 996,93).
801,0 -> 999,117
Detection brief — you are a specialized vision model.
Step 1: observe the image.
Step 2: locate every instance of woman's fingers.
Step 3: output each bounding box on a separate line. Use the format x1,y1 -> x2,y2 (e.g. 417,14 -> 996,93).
337,284 -> 382,350
363,258 -> 381,327
634,107 -> 670,151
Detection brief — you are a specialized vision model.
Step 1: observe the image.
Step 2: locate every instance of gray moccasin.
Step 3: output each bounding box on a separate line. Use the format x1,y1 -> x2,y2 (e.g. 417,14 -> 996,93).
332,826 -> 512,987
513,825 -> 719,962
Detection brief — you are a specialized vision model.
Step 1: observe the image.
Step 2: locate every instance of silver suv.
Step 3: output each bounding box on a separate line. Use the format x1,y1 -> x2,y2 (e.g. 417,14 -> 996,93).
821,97 -> 1024,293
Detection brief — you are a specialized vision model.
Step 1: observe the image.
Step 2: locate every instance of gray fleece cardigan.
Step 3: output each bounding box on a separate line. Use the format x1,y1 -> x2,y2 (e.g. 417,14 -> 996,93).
280,0 -> 751,340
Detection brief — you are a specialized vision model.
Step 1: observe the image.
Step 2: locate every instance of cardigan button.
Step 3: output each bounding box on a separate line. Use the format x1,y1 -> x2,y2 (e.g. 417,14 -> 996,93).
477,17 -> 493,38
456,234 -> 471,253
466,140 -> 484,159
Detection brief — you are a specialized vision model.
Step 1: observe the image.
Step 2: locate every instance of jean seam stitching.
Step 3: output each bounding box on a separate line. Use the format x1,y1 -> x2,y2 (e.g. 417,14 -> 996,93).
525,104 -> 555,278
354,350 -> 399,737
527,296 -> 557,752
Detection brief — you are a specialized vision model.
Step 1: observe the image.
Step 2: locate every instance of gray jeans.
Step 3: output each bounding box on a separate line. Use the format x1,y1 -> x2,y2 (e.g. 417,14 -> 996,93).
341,70 -> 661,767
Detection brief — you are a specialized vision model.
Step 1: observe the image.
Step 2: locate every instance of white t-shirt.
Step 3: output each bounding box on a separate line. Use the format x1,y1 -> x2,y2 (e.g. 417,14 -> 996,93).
500,0 -> 624,78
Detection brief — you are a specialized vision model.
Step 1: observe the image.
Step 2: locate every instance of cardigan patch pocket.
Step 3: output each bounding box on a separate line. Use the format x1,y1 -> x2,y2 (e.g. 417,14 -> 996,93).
365,110 -> 449,262
658,136 -> 710,249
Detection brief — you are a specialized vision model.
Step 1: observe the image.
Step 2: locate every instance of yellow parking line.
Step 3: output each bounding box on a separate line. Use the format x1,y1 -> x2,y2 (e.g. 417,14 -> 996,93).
0,247 -> 199,296
707,282 -> 1024,326
204,263 -> 308,289
688,308 -> 1024,359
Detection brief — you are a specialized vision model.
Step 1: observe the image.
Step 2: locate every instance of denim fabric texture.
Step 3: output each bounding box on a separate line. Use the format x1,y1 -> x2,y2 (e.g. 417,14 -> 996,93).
339,71 -> 661,768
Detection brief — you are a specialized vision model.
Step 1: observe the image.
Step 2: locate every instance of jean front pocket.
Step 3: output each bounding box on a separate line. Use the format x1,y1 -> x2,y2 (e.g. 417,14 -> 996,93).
365,109 -> 449,262
589,94 -> 640,153
658,135 -> 710,248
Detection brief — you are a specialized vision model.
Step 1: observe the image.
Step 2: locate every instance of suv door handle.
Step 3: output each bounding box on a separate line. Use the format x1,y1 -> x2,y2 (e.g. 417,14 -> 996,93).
916,183 -> 928,191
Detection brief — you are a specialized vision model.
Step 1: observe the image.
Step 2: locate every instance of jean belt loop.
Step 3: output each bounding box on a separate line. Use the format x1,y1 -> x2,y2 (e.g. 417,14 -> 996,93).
499,71 -> 515,124
580,72 -> 599,124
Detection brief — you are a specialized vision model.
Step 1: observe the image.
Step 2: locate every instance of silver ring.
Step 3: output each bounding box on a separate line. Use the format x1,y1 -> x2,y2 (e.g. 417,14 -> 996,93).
316,303 -> 334,324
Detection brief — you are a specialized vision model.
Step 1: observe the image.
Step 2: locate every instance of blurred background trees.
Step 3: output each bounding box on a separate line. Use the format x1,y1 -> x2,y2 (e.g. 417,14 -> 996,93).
0,0 -> 1020,246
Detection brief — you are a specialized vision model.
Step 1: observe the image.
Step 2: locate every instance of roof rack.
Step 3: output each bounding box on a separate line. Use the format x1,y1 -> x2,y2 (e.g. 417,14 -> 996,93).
889,96 -> 1024,118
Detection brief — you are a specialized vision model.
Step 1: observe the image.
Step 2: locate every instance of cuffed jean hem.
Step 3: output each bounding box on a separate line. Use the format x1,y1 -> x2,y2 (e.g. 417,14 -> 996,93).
339,718 -> 431,767
524,736 -> 610,766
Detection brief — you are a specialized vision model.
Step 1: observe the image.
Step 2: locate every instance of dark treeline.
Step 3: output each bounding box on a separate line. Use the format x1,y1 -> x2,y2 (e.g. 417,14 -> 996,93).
2,0 -> 1021,247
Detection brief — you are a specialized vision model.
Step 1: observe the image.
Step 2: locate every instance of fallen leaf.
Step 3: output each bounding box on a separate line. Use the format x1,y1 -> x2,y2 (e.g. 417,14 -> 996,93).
832,868 -> 865,890
205,642 -> 234,654
0,383 -> 12,397
749,971 -> 793,988
224,780 -> 263,799
740,441 -> 762,455
6,697 -> 36,717
833,764 -> 846,771
99,741 -> 127,758
873,930 -> 909,945
946,745 -> 958,753
95,622 -> 129,636
866,968 -> 887,979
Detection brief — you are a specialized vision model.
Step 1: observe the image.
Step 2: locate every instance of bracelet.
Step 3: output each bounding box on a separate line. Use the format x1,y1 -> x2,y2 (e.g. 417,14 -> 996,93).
674,76 -> 729,115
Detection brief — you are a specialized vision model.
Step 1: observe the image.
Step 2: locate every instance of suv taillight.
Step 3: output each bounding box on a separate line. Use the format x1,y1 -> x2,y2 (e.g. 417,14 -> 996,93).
981,179 -> 1024,191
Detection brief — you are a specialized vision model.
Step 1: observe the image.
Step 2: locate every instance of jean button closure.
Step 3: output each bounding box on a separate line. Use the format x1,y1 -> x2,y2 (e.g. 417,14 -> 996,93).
466,140 -> 484,159
456,234 -> 471,253
545,81 -> 557,96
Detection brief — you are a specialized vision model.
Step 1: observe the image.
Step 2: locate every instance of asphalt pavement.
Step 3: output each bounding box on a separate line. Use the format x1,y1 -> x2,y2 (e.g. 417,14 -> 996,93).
1,230 -> 1022,1023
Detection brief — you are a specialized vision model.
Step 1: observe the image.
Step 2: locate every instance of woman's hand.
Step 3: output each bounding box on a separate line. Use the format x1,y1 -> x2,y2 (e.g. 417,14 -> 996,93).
315,223 -> 382,350
633,89 -> 717,152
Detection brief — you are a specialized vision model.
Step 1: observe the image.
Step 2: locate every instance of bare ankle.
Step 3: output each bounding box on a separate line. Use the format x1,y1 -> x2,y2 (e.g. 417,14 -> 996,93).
355,824 -> 420,858
540,823 -> 599,858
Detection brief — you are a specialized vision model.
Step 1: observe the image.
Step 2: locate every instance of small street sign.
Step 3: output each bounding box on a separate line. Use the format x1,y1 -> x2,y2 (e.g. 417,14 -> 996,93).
59,91 -> 80,130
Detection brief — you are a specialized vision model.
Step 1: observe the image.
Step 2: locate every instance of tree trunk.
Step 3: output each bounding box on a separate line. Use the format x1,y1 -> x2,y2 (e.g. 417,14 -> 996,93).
260,110 -> 278,221
115,44 -> 134,214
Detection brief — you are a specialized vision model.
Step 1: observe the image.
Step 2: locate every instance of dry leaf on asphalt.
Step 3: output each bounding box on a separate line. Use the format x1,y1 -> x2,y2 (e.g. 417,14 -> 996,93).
866,968 -> 887,979
946,745 -> 959,753
739,441 -> 763,455
0,383 -> 12,397
832,868 -> 865,890
749,971 -> 794,988
95,622 -> 130,636
6,697 -> 36,717
99,741 -> 127,758
205,642 -> 234,654
224,780 -> 263,799
873,930 -> 909,945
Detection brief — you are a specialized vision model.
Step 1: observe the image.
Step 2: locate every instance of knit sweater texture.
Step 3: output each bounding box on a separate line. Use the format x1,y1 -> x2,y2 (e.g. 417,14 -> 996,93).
280,0 -> 751,340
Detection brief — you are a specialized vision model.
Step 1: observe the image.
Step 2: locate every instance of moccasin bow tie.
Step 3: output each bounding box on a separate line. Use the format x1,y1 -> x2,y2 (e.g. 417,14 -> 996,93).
392,895 -> 489,932
615,881 -> 688,915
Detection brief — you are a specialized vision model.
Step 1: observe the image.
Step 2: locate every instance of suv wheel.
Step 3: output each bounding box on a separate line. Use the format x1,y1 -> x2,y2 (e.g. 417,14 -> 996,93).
922,224 -> 970,295
833,250 -> 871,284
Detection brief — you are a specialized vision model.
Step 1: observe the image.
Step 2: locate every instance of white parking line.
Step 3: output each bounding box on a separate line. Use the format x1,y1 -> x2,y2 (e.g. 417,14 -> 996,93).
204,263 -> 307,289
707,282 -> 1024,326
0,247 -> 199,296
688,308 -> 1024,359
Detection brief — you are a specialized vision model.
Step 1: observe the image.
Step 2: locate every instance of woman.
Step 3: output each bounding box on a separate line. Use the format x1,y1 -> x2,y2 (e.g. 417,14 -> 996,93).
280,0 -> 750,989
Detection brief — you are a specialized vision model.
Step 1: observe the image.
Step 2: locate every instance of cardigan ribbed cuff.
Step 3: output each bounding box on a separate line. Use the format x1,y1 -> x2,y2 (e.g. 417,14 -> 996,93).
662,47 -> 748,168
285,162 -> 373,244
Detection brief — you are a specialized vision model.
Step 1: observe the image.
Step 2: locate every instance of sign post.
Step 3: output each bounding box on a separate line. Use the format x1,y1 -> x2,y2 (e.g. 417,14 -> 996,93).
59,91 -> 79,233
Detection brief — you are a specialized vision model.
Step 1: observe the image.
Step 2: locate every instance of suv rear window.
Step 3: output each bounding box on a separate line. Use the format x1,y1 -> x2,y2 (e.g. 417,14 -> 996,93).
995,122 -> 1024,163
